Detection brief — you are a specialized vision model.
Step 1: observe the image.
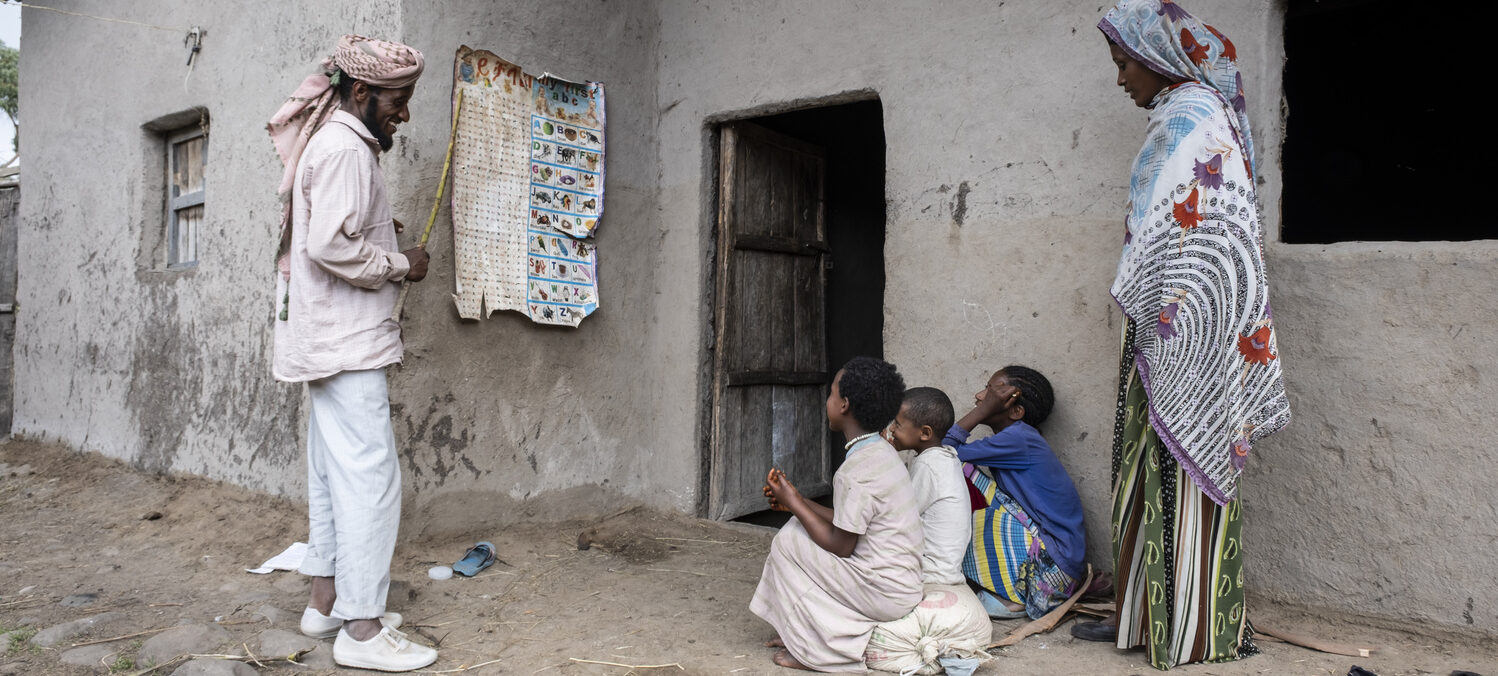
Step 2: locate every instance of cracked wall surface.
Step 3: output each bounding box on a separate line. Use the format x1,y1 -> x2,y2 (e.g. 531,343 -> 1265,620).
16,0 -> 1496,635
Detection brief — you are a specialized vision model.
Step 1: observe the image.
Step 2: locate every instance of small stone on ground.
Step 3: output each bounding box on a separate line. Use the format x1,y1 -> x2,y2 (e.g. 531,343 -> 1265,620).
255,628 -> 331,670
31,611 -> 124,647
271,574 -> 307,595
59,643 -> 117,667
252,604 -> 287,626
60,592 -> 99,607
0,463 -> 33,476
137,624 -> 231,668
168,659 -> 258,676
254,628 -> 315,655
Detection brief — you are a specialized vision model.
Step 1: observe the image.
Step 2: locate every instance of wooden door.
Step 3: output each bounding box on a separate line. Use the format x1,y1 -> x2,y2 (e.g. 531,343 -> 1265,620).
709,122 -> 829,520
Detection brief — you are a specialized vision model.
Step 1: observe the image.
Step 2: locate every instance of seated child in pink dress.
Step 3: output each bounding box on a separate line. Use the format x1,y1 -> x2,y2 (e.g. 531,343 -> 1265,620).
750,357 -> 924,672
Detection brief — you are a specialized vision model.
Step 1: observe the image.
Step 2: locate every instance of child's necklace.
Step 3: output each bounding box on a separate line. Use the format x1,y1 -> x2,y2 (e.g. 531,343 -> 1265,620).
844,431 -> 880,451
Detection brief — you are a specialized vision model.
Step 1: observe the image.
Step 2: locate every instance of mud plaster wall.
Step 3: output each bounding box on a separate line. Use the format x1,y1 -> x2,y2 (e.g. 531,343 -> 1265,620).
15,0 -> 1496,634
651,0 -> 1496,634
387,0 -> 673,535
13,1 -> 407,488
14,0 -> 676,534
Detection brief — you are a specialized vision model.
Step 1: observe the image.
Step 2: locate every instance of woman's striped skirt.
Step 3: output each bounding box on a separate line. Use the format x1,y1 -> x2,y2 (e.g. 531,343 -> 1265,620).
1112,321 -> 1257,669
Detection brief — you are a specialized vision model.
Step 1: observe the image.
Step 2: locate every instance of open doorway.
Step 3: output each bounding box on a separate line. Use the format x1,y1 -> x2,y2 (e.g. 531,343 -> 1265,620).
705,99 -> 886,523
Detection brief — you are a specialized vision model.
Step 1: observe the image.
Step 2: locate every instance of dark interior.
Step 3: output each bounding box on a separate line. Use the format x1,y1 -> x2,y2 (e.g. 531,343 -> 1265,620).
731,99 -> 887,527
1281,0 -> 1485,243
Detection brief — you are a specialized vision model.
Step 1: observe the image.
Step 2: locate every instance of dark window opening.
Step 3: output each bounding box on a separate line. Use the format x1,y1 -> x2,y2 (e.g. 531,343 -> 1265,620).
1282,0 -> 1485,243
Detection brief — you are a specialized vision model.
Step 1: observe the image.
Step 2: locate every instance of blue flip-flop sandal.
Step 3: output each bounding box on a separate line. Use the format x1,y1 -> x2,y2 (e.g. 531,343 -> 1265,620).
452,541 -> 496,577
977,588 -> 1029,619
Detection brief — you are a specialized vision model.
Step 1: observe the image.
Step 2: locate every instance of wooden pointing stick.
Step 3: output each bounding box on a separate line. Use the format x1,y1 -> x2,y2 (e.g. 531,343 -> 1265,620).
392,88 -> 465,322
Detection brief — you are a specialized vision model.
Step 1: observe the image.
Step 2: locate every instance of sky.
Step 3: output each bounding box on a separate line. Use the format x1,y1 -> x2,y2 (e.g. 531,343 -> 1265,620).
0,1 -> 18,164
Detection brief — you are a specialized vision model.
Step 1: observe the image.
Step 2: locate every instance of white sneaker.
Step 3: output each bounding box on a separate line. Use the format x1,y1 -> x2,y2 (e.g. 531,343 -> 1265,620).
333,626 -> 438,672
300,607 -> 405,639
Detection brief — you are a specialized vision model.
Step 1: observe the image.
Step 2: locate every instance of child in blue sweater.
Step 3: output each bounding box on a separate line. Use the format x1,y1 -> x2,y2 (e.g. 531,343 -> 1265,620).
946,365 -> 1086,619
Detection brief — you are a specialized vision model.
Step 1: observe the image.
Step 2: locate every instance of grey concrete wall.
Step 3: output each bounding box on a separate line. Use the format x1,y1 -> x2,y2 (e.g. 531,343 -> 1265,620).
15,0 -> 1495,635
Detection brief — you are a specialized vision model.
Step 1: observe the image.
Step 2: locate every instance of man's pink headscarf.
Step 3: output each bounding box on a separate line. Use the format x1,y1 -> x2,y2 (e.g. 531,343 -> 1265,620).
267,34 -> 424,253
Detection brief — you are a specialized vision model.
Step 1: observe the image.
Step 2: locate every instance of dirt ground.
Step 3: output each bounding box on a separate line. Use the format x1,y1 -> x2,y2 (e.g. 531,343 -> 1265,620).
0,439 -> 1493,676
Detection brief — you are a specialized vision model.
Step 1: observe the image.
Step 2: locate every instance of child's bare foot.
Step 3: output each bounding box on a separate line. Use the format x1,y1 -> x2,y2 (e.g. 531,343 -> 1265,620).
772,649 -> 810,670
764,637 -> 785,648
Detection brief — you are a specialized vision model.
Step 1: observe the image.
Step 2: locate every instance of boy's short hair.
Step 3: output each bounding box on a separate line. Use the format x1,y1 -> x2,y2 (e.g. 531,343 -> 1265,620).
839,357 -> 905,433
902,387 -> 955,437
1001,365 -> 1055,428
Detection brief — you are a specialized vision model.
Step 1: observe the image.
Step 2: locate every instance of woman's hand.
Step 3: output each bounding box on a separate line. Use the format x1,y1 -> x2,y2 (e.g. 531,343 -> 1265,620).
763,468 -> 802,512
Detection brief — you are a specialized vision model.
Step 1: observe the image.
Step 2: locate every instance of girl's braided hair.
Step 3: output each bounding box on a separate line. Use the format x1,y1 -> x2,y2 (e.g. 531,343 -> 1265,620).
1001,365 -> 1054,429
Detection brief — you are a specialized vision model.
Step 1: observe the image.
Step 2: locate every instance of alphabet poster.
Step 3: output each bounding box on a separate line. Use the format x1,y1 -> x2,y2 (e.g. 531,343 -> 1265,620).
449,46 -> 603,326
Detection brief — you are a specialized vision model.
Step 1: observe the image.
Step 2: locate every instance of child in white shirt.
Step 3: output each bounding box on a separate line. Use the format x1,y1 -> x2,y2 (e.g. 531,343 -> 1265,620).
885,387 -> 971,585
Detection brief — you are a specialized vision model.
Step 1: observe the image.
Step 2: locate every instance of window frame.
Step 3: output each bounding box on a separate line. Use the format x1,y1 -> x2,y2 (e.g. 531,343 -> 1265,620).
164,125 -> 206,269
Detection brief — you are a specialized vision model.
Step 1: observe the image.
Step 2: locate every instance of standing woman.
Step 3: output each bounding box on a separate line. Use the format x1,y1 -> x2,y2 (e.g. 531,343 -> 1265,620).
1079,0 -> 1291,669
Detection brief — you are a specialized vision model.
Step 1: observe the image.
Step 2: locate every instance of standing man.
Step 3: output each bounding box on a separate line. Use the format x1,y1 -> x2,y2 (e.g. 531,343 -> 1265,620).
267,34 -> 437,672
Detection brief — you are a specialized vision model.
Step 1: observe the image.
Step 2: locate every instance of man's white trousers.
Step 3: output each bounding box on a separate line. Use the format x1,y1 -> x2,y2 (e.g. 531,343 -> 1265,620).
297,368 -> 400,620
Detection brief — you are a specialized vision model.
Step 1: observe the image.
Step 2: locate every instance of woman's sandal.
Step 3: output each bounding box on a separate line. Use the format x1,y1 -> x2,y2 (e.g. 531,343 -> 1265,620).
1071,619 -> 1119,642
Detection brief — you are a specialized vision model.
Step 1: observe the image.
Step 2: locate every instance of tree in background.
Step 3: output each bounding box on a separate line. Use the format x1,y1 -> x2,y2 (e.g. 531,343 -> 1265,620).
0,39 -> 15,161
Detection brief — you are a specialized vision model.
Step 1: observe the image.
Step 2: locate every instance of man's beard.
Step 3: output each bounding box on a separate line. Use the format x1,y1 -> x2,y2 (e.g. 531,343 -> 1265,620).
362,98 -> 395,152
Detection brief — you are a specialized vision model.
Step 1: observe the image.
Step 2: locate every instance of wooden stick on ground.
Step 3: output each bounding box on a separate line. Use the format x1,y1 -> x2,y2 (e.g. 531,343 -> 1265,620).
125,654 -> 188,676
1254,623 -> 1376,658
1069,605 -> 1112,618
1067,600 -> 1116,618
568,658 -> 684,670
71,626 -> 174,647
644,567 -> 756,583
124,647 -> 315,676
988,564 -> 1095,649
418,657 -> 505,673
0,595 -> 47,608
